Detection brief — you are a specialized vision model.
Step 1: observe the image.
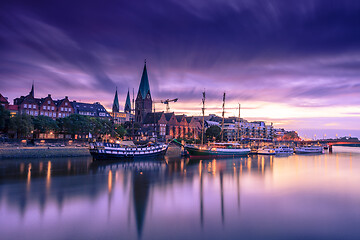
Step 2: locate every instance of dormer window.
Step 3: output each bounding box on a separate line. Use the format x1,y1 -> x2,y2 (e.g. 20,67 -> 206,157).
48,100 -> 50,104
65,102 -> 68,106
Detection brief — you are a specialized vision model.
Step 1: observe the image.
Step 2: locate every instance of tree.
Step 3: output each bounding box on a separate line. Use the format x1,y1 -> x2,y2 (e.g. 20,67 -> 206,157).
8,114 -> 34,138
114,124 -> 126,138
33,116 -> 58,133
0,105 -> 10,133
206,125 -> 221,141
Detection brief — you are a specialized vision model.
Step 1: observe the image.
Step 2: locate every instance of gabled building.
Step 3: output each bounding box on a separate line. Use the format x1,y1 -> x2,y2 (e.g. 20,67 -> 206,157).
142,112 -> 167,138
54,96 -> 74,118
0,93 -> 9,109
135,62 -> 152,123
39,94 -> 57,119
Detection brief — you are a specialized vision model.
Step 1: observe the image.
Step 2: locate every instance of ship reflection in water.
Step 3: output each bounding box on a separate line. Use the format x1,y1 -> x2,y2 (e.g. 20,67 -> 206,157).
1,146 -> 360,239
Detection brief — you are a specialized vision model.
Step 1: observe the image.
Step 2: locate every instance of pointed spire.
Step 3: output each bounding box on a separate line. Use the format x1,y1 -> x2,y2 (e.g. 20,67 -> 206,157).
29,81 -> 34,98
137,61 -> 151,99
112,87 -> 119,113
124,89 -> 131,113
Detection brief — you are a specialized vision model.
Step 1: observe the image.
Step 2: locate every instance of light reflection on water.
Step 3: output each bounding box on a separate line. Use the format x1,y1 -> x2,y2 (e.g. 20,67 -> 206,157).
0,146 -> 360,240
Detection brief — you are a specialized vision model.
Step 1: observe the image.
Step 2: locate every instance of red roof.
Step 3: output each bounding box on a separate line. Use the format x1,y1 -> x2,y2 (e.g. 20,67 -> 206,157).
7,105 -> 18,110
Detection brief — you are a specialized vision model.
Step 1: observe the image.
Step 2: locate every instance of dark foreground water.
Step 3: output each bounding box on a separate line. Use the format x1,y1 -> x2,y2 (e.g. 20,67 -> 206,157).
1,146 -> 360,240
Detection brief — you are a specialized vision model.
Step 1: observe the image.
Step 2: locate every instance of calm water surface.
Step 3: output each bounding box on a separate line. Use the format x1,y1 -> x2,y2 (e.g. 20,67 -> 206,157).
1,146 -> 360,240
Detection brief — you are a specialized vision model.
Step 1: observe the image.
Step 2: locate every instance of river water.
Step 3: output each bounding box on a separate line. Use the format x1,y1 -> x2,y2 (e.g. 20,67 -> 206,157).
1,146 -> 360,240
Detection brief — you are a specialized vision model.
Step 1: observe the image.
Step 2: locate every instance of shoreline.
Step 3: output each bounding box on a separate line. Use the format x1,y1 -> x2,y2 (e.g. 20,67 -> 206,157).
0,146 -> 91,159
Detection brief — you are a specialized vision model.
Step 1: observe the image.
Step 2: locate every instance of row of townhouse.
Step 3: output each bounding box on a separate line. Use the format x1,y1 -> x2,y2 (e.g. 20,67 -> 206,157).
140,112 -> 202,140
206,115 -> 275,141
0,85 -> 111,120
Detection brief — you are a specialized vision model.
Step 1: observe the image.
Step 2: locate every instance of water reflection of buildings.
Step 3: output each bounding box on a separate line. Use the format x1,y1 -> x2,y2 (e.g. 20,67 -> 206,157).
0,155 -> 273,239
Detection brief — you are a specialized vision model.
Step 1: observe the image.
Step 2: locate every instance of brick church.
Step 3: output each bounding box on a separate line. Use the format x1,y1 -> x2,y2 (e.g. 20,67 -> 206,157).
135,61 -> 152,123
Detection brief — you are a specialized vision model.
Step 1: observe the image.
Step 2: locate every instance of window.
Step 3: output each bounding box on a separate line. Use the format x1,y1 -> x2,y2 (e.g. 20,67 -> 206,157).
53,112 -> 56,117
47,106 -> 50,110
33,105 -> 36,109
65,107 -> 67,111
29,104 -> 32,108
51,106 -> 54,110
45,112 -> 48,116
40,111 -> 44,115
48,101 -> 50,104
30,111 -> 33,115
65,102 -> 68,106
24,104 -> 27,108
59,113 -> 62,117
61,107 -> 64,111
26,110 -> 29,114
43,106 -> 46,110
35,111 -> 38,116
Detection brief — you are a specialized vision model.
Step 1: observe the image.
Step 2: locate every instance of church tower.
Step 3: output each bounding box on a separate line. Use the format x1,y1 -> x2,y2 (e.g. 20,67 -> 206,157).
112,87 -> 120,113
135,61 -> 152,123
124,89 -> 131,113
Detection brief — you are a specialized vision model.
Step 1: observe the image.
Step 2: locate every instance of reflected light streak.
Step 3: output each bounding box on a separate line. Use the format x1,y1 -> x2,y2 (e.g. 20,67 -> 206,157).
261,157 -> 265,175
67,160 -> 71,172
46,161 -> 51,189
212,160 -> 217,176
108,170 -> 113,193
27,163 -> 32,190
39,162 -> 43,172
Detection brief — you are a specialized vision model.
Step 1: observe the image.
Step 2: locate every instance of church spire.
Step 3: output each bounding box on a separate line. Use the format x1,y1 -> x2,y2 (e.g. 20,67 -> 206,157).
137,61 -> 151,100
124,89 -> 131,113
29,81 -> 34,98
112,87 -> 119,113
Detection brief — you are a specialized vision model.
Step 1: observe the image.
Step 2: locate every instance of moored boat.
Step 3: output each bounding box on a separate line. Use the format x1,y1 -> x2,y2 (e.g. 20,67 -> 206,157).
275,145 -> 294,155
257,146 -> 276,155
184,143 -> 250,158
295,145 -> 323,154
89,141 -> 169,160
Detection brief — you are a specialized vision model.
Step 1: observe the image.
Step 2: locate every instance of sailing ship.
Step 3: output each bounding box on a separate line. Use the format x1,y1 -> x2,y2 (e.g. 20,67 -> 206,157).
89,141 -> 169,160
184,92 -> 250,158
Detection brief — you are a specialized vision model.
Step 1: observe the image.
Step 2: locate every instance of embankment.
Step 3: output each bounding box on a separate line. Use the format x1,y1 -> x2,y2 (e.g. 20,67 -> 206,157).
0,147 -> 90,159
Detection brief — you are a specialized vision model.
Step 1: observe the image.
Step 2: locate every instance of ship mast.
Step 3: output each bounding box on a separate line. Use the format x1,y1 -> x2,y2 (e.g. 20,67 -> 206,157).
237,103 -> 241,142
221,92 -> 226,142
201,91 -> 206,146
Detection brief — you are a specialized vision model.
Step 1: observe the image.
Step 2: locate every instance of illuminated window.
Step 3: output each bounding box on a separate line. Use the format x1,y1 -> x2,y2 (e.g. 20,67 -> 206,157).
24,104 -> 27,108
51,106 -> 54,110
48,101 -> 50,104
47,106 -> 50,110
43,106 -> 46,110
61,107 -> 64,111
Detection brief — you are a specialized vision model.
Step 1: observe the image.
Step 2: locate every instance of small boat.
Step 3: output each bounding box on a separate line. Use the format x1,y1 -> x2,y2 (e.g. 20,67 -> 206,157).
89,141 -> 169,160
257,146 -> 276,155
275,145 -> 294,155
184,143 -> 250,158
295,145 -> 323,154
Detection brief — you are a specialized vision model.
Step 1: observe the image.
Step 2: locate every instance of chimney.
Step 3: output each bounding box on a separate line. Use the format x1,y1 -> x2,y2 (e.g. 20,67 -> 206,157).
48,94 -> 51,97
65,96 -> 68,99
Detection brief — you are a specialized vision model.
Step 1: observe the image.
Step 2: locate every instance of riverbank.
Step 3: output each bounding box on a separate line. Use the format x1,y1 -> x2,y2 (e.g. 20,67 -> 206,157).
0,146 -> 90,159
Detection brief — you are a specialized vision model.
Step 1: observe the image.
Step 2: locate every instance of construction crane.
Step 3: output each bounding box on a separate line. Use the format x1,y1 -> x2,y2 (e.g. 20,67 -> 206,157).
161,98 -> 178,112
153,98 -> 178,112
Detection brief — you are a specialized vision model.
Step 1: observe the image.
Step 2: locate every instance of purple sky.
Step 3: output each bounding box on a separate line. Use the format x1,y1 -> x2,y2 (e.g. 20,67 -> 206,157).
1,0 -> 360,137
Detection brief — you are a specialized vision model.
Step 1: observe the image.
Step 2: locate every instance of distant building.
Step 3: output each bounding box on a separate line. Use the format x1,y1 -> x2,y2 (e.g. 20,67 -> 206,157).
135,62 -> 152,123
71,101 -> 110,119
0,93 -> 9,109
13,84 -> 74,119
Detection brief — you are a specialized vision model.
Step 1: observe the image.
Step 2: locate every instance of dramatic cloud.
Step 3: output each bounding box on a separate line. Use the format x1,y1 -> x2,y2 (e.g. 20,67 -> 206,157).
0,0 -> 360,134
